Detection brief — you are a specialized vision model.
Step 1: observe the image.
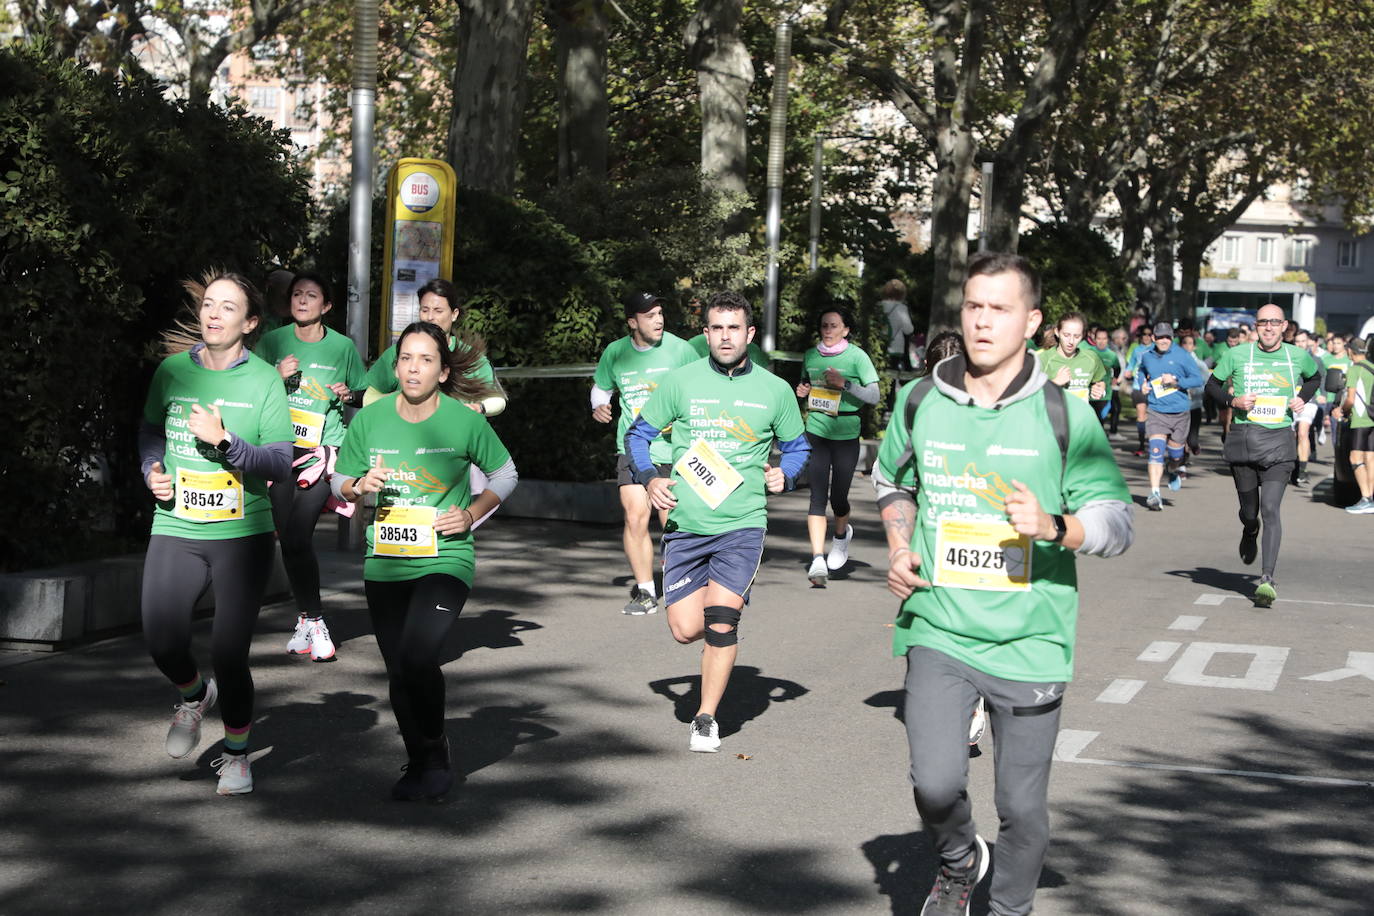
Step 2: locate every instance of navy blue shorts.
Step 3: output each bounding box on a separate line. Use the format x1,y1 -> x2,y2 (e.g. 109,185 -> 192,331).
662,528 -> 766,606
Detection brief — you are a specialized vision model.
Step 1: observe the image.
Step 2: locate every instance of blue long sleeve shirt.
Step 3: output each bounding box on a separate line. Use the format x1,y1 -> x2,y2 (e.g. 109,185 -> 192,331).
1139,345 -> 1203,414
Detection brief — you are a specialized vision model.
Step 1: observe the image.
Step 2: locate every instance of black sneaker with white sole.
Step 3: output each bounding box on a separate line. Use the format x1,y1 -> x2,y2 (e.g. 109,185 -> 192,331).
921,835 -> 989,915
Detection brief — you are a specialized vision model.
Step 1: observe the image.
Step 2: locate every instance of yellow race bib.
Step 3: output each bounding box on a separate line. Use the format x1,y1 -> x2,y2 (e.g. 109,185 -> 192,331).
807,386 -> 842,416
673,438 -> 744,510
373,506 -> 439,558
1068,385 -> 1091,402
1149,377 -> 1177,399
1248,395 -> 1287,423
289,407 -> 326,448
933,518 -> 1032,591
174,468 -> 244,522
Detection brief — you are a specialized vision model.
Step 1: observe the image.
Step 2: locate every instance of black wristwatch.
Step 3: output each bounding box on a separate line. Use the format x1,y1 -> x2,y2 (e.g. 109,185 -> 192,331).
217,432 -> 234,452
1049,513 -> 1067,544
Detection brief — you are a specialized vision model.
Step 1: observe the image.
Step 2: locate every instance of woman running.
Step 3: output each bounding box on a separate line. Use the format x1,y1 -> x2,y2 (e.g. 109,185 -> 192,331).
333,322 -> 518,801
255,271 -> 367,661
139,270 -> 292,795
793,306 -> 881,586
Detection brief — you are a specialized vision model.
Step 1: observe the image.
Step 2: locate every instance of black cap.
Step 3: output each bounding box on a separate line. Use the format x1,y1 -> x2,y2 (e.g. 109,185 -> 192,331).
1153,321 -> 1173,338
623,292 -> 664,319
1354,335 -> 1371,355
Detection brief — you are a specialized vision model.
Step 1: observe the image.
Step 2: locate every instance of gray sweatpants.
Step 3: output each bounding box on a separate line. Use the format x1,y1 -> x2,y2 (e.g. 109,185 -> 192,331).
904,646 -> 1065,916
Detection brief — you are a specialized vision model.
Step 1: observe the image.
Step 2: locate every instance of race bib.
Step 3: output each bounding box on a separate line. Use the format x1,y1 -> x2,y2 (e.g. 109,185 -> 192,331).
174,468 -> 243,522
933,518 -> 1032,591
1248,395 -> 1287,423
807,386 -> 842,416
290,407 -> 326,448
1068,385 -> 1092,402
673,438 -> 744,510
1149,377 -> 1177,399
373,506 -> 438,558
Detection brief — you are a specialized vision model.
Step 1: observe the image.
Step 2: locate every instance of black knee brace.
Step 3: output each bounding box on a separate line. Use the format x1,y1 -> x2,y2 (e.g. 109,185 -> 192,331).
703,605 -> 741,647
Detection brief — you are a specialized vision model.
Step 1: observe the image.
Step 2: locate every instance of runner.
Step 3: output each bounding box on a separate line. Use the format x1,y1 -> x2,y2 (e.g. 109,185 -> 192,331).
590,292 -> 697,614
255,271 -> 368,661
1036,312 -> 1107,406
1341,337 -> 1374,513
1290,328 -> 1326,486
1322,334 -> 1352,448
625,291 -> 810,752
793,305 -> 881,586
686,294 -> 770,368
332,321 -> 516,801
874,252 -> 1132,916
1137,322 -> 1203,510
1178,331 -> 1210,471
139,270 -> 293,795
1123,325 -> 1154,456
1205,303 -> 1320,607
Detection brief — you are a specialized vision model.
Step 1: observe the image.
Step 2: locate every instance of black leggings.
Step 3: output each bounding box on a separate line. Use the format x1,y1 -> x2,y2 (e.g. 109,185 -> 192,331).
141,533 -> 275,730
269,457 -> 333,614
1187,408 -> 1202,453
806,433 -> 860,518
1231,461 -> 1292,578
365,575 -> 471,755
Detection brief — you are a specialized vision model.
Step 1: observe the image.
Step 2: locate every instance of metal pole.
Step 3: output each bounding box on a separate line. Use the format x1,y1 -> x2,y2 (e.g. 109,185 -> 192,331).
979,161 -> 994,252
808,133 -> 823,272
761,21 -> 792,353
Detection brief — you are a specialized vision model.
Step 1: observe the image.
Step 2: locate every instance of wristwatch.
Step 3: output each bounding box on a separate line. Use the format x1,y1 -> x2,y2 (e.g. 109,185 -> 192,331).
1050,513 -> 1067,544
217,432 -> 234,452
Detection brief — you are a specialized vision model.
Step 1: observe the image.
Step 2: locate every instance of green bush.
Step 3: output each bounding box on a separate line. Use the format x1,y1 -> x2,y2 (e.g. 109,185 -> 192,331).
0,43 -> 309,571
1019,224 -> 1134,330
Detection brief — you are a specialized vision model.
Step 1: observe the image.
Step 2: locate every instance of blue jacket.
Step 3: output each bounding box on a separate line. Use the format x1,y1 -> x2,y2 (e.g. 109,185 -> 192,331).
1139,345 -> 1203,414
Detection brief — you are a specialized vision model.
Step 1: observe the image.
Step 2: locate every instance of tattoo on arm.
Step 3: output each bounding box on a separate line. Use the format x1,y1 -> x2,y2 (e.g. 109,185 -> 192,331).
881,501 -> 916,552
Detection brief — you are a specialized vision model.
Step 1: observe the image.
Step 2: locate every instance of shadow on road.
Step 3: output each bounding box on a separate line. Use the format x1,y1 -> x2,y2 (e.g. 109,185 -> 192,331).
1164,566 -> 1257,596
648,665 -> 808,737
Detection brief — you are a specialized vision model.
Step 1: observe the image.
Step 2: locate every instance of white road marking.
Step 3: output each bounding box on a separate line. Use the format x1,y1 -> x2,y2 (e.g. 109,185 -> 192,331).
1053,729 -> 1374,788
1164,642 -> 1289,691
1194,593 -> 1227,605
1095,679 -> 1146,704
1194,593 -> 1374,609
1138,641 -> 1181,663
1301,651 -> 1374,682
1168,615 -> 1206,631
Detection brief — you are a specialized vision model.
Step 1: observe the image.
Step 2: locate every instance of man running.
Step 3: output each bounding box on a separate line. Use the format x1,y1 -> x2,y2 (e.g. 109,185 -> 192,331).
1342,337 -> 1374,513
1205,303 -> 1320,607
626,291 -> 809,752
1290,328 -> 1326,486
1322,334 -> 1352,448
591,292 -> 697,615
1137,322 -> 1203,510
875,252 -> 1133,916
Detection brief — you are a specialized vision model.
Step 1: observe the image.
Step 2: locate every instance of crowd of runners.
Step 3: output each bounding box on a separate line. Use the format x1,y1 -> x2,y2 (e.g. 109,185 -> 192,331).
138,252 -> 1359,915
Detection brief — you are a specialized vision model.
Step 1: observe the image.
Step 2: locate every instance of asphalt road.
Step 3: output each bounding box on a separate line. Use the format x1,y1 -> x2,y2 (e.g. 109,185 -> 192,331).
2,422 -> 1371,915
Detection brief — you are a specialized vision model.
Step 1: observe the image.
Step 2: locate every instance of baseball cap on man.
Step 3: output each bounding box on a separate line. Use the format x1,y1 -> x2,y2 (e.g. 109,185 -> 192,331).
1153,321 -> 1174,338
1354,335 -> 1372,356
623,292 -> 664,319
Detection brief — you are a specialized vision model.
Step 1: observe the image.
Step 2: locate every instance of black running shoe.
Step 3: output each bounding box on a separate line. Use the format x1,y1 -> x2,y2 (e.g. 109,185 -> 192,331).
1239,525 -> 1259,565
921,835 -> 989,915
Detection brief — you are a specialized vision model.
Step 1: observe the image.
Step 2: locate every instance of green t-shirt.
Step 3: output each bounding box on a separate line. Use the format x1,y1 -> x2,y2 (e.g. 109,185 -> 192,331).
638,360 -> 805,535
688,332 -> 770,368
1346,360 -> 1374,429
801,344 -> 881,440
1211,342 -> 1319,429
142,349 -> 293,540
365,338 -> 497,394
254,326 -> 367,450
334,394 -> 513,586
592,332 -> 698,463
876,380 -> 1130,683
1037,347 -> 1108,403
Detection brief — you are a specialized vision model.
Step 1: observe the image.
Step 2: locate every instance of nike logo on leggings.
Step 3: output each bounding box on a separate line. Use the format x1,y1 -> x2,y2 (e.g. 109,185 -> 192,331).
435,605 -> 452,612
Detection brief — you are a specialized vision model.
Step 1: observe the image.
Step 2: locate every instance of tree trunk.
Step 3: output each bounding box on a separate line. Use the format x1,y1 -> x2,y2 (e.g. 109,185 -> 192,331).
1176,236 -> 1205,324
928,156 -> 976,334
551,0 -> 608,184
448,0 -> 538,195
1150,213 -> 1176,322
983,156 -> 1025,252
685,0 -> 752,197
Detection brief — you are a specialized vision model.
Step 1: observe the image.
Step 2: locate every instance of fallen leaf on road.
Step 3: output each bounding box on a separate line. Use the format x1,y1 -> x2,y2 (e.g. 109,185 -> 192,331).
735,754 -> 752,760
883,623 -> 894,628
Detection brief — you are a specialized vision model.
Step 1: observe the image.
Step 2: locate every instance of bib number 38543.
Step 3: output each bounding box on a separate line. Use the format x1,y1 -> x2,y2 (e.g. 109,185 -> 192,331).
373,506 -> 439,558
673,438 -> 744,510
933,518 -> 1032,591
175,468 -> 244,522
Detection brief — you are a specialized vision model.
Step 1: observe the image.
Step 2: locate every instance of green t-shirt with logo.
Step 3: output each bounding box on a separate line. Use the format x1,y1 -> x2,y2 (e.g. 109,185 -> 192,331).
1211,342 -> 1319,429
876,380 -> 1130,683
1346,360 -> 1374,429
1037,347 -> 1108,403
335,394 -> 513,586
688,332 -> 770,369
254,326 -> 367,450
638,360 -> 805,535
366,338 -> 497,394
801,344 -> 881,440
593,332 -> 697,463
142,350 -> 293,540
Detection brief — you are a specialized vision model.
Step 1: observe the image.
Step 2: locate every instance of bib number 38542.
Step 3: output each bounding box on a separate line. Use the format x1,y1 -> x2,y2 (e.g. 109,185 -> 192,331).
175,468 -> 244,522
933,518 -> 1032,591
373,506 -> 439,558
673,438 -> 744,510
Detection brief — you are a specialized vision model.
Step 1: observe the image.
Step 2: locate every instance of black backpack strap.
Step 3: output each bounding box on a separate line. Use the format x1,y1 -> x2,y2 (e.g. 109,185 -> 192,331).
1041,382 -> 1071,512
892,377 -> 936,485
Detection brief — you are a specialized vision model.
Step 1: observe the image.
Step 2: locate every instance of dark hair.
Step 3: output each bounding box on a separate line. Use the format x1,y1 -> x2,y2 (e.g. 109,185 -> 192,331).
1056,311 -> 1087,332
921,331 -> 965,376
966,252 -> 1041,309
162,268 -> 265,357
1179,332 -> 1196,344
816,305 -> 857,336
289,270 -> 333,306
393,321 -> 498,403
416,278 -> 459,313
704,290 -> 753,329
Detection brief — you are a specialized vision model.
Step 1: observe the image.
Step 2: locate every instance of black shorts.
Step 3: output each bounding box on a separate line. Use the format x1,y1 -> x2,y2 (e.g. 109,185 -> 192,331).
1351,426 -> 1374,452
616,453 -> 671,486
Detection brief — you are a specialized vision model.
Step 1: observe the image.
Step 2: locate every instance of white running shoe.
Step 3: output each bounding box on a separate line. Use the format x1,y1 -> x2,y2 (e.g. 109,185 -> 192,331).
211,752 -> 253,795
165,678 -> 218,759
968,696 -> 987,746
826,525 -> 853,571
286,615 -> 311,655
689,714 -> 721,753
1319,428 -> 1328,446
308,618 -> 337,662
807,556 -> 828,587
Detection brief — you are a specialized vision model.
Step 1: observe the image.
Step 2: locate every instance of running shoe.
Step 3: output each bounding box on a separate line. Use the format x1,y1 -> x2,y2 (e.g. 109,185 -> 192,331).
307,618 -> 337,662
211,752 -> 253,795
921,834 -> 989,916
1295,472 -> 1310,487
1359,499 -> 1374,515
689,713 -> 720,753
1145,492 -> 1163,511
165,678 -> 218,759
1167,468 -> 1182,491
622,587 -> 659,616
1319,428 -> 1328,446
807,556 -> 829,587
1253,576 -> 1277,608
826,525 -> 853,571
286,615 -> 311,655
1345,498 -> 1374,514
1239,524 -> 1259,565
393,737 -> 456,802
968,697 -> 987,746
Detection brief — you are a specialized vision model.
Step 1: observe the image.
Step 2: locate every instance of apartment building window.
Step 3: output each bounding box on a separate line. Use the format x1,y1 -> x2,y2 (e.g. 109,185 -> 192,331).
1338,240 -> 1361,269
248,87 -> 278,111
1256,237 -> 1278,265
292,88 -> 313,127
1289,237 -> 1314,268
1218,235 -> 1241,263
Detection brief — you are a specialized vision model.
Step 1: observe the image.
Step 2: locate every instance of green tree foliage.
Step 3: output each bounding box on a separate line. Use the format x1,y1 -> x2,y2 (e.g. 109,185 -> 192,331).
0,43 -> 309,570
1018,225 -> 1133,330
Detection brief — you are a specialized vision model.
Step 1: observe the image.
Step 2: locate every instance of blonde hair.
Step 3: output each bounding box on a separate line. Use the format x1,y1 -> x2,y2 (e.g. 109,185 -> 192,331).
880,279 -> 907,300
160,269 -> 265,358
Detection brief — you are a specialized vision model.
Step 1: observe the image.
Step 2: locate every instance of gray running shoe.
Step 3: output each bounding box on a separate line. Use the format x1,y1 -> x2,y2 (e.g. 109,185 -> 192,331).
165,678 -> 218,759
622,588 -> 658,616
1145,492 -> 1163,511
